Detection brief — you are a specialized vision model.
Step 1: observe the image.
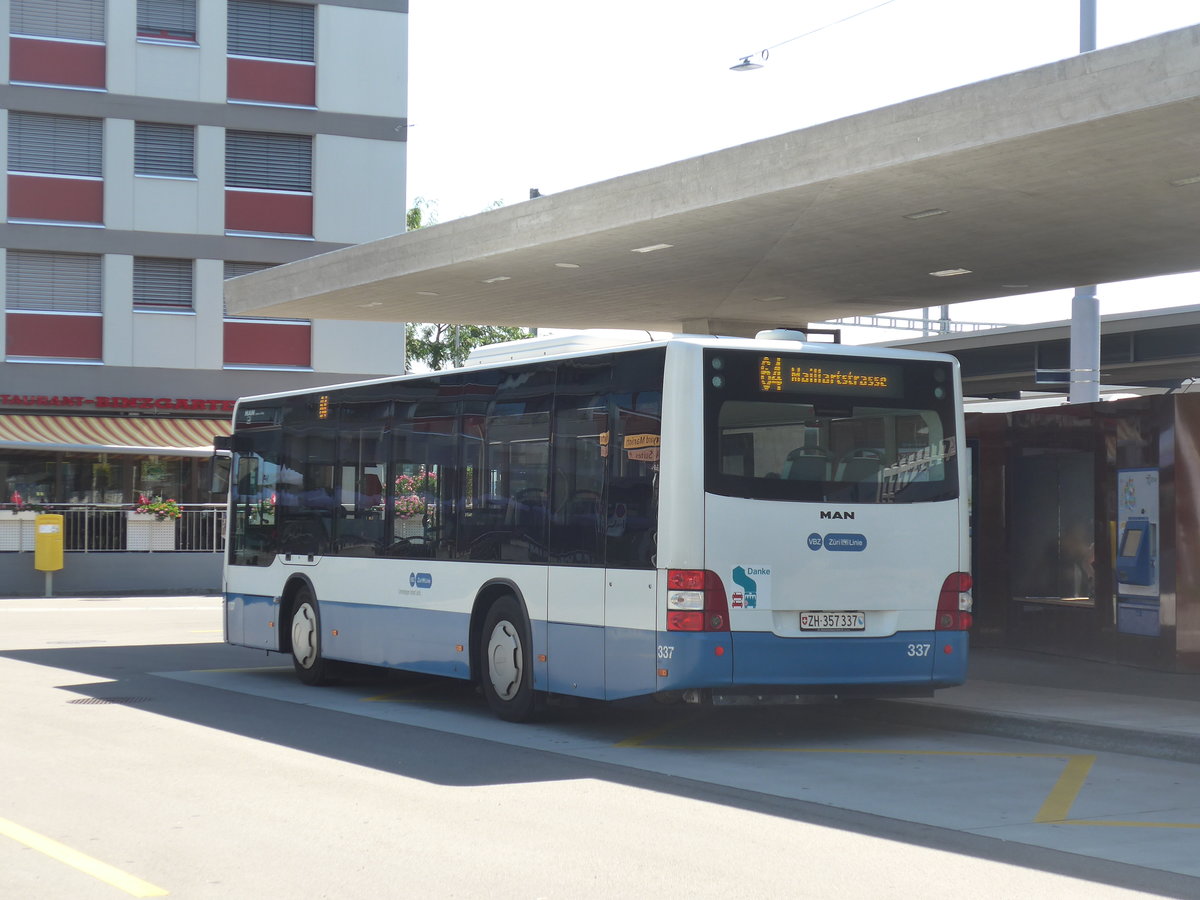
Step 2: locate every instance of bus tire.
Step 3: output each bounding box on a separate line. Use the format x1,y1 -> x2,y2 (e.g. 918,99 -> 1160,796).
480,595 -> 536,722
290,586 -> 336,686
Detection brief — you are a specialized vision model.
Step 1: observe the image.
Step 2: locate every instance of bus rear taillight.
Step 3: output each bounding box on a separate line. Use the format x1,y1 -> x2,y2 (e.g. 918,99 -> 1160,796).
936,572 -> 973,630
667,569 -> 731,632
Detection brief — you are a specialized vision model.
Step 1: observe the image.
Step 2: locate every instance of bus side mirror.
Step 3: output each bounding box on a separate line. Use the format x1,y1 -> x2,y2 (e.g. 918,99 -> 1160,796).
210,453 -> 231,495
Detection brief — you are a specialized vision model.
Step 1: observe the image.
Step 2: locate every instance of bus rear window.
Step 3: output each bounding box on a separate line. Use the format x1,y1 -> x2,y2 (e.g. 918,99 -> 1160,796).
705,350 -> 958,504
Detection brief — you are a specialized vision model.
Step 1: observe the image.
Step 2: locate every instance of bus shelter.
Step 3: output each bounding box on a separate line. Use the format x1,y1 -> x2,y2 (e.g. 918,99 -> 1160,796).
967,393 -> 1200,671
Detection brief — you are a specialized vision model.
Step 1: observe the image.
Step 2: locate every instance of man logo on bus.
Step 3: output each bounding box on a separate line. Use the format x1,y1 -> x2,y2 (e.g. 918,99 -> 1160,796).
732,566 -> 758,608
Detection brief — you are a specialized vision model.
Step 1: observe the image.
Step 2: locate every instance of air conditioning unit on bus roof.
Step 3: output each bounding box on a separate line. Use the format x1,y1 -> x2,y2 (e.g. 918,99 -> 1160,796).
463,329 -> 669,365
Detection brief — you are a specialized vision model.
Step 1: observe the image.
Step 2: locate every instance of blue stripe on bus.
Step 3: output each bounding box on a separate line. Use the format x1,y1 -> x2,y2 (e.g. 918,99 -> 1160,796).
227,593 -> 967,696
226,592 -> 278,651
543,621 -> 659,700
730,630 -> 967,687
320,601 -> 472,680
930,631 -> 970,687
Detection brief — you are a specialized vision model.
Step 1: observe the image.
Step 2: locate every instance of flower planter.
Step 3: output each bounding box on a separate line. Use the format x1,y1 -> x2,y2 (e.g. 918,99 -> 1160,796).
127,513 -> 177,551
395,517 -> 425,539
0,511 -> 37,551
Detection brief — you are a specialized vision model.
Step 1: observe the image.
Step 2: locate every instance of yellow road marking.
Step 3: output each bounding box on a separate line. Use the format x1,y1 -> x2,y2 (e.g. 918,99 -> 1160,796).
614,715 -> 698,748
362,686 -> 430,704
1035,754 -> 1096,823
616,735 -> 1197,831
1059,819 -> 1200,829
0,816 -> 168,897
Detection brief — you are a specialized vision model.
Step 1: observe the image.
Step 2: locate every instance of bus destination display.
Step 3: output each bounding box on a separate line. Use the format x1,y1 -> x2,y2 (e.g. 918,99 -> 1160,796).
758,356 -> 903,397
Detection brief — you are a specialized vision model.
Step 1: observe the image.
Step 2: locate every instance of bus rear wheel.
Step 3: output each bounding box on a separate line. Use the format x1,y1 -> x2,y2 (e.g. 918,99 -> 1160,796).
480,595 -> 536,722
290,587 -> 335,686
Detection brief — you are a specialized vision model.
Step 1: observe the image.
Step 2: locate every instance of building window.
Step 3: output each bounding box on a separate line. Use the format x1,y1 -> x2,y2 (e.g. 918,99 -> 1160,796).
225,131 -> 311,192
7,114 -> 103,224
228,0 -> 314,62
134,257 -> 194,312
137,0 -> 197,43
11,0 -> 105,42
223,261 -> 275,280
135,122 -> 195,178
9,112 -> 102,178
6,251 -> 102,313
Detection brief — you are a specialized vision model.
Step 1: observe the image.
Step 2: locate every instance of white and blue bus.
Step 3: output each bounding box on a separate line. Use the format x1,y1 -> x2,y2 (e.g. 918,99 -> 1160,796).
222,332 -> 971,720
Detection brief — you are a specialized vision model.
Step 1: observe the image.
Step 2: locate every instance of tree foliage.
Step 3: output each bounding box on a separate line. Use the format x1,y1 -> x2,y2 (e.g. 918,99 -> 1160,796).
405,323 -> 532,371
406,196 -> 437,231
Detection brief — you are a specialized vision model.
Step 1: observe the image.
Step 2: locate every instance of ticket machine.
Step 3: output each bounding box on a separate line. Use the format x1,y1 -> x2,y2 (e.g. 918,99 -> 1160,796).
1115,516 -> 1154,586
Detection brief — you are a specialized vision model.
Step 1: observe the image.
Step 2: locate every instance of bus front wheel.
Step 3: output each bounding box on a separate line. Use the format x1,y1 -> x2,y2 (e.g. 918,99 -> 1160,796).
290,587 -> 335,686
480,596 -> 536,722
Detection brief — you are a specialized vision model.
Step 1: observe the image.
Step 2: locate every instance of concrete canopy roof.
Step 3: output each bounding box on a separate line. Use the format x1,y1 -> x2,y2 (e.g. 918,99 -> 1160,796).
226,25 -> 1200,335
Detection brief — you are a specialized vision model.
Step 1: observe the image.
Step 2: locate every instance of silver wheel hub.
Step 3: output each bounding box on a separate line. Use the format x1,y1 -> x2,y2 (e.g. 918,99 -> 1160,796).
292,602 -> 318,669
486,620 -> 522,700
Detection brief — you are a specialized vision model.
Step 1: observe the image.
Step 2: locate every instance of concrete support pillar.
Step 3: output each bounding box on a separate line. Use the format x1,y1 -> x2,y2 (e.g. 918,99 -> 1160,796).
1069,285 -> 1101,403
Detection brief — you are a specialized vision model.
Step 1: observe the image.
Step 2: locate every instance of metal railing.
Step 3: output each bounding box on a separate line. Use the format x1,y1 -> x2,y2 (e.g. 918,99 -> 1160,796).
0,503 -> 226,553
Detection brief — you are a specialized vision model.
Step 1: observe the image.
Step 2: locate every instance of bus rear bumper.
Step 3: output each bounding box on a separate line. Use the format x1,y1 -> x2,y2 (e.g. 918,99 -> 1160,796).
657,629 -> 968,696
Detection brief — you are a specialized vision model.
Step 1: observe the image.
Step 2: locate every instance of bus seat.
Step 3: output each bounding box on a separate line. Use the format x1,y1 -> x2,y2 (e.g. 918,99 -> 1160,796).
781,448 -> 830,481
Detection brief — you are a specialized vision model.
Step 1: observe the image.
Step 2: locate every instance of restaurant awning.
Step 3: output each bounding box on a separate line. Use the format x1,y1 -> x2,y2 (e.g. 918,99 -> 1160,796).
0,414 -> 231,457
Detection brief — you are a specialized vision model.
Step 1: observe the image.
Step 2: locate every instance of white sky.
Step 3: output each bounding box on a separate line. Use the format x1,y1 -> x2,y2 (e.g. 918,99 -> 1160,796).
404,1 -> 1200,342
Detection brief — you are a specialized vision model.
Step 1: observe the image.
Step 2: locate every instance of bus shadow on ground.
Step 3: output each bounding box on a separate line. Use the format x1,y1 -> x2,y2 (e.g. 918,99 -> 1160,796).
4,641 -> 1198,899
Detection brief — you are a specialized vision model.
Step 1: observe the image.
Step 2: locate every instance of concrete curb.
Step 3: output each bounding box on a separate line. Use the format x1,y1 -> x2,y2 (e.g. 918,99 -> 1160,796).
862,699 -> 1200,764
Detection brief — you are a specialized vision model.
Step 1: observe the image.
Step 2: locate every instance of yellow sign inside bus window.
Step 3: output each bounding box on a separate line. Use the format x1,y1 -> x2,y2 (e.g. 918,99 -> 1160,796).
623,434 -> 661,449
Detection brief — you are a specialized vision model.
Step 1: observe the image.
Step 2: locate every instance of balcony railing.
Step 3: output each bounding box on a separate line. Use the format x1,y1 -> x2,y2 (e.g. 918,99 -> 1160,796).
0,504 -> 226,553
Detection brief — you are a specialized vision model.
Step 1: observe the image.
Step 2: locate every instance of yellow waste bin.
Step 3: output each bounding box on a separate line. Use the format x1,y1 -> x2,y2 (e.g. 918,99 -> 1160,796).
34,513 -> 64,572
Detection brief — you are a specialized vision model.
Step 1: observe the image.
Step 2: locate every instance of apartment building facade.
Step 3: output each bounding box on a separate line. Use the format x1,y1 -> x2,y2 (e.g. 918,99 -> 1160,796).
0,0 -> 409,510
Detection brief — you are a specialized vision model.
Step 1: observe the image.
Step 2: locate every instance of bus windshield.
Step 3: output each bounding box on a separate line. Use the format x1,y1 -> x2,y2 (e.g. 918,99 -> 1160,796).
704,349 -> 958,504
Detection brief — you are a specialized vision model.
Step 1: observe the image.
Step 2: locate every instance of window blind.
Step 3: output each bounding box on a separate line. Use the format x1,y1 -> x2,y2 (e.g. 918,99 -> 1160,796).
9,112 -> 102,177
11,0 -> 105,42
7,251 -> 102,313
228,0 -> 314,62
223,261 -> 275,280
137,0 -> 197,41
134,257 -> 194,310
225,131 -> 312,192
135,122 -> 195,178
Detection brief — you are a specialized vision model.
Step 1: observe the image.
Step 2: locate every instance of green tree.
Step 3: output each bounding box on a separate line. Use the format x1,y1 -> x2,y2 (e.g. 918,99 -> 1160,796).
405,323 -> 533,371
406,196 -> 437,231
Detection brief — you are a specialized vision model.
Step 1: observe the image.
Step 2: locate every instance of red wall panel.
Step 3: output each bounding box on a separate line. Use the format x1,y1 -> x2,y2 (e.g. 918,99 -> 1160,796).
10,38 -> 105,88
6,314 -> 102,360
224,321 -> 311,368
225,189 -> 312,236
8,175 -> 103,224
227,58 -> 316,107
